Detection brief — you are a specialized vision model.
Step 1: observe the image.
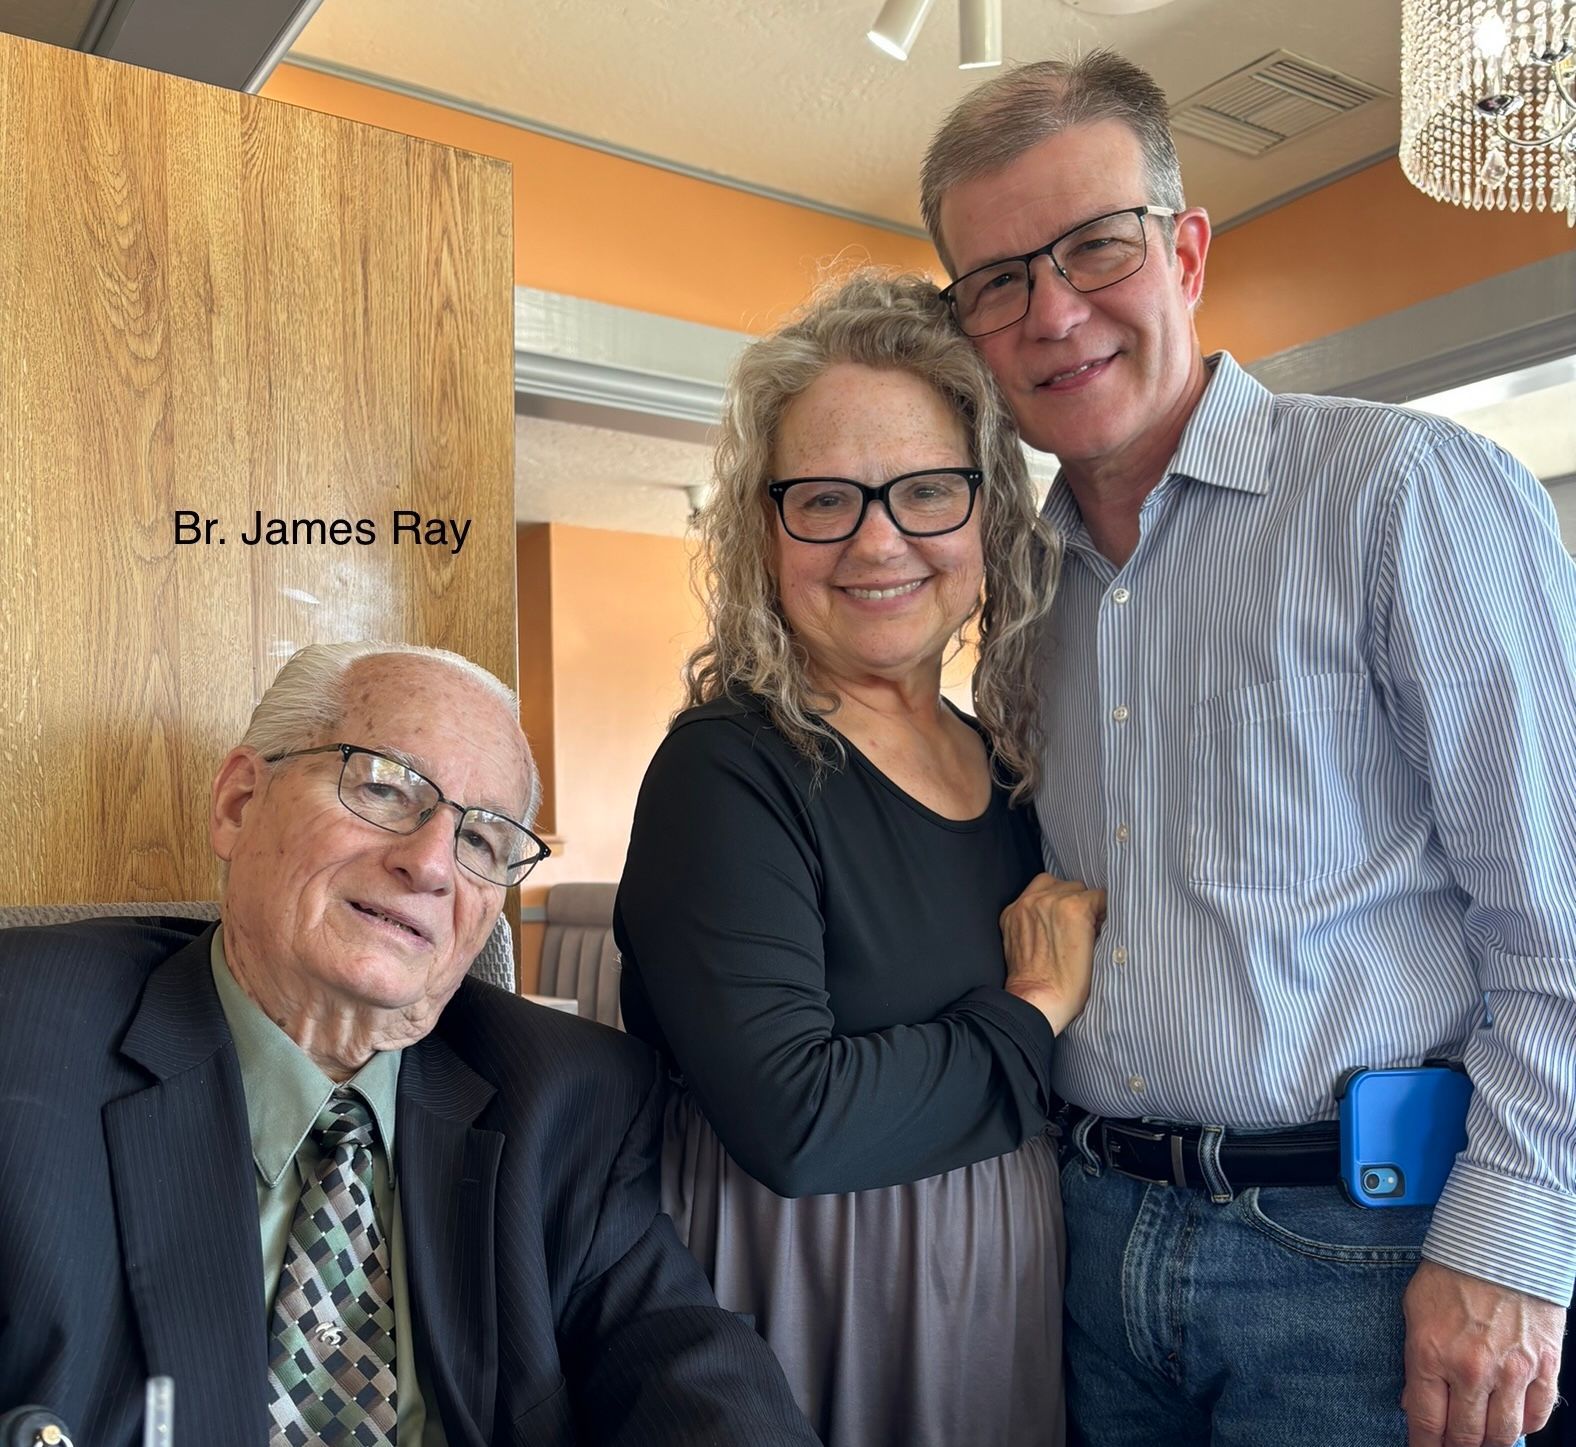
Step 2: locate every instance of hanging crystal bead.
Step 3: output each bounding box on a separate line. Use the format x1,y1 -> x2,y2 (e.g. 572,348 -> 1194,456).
1543,86 -> 1572,136
1480,138 -> 1512,185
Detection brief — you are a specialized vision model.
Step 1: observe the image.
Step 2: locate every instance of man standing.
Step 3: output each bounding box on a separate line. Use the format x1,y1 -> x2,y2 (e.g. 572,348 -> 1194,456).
923,52 -> 1575,1447
0,642 -> 817,1447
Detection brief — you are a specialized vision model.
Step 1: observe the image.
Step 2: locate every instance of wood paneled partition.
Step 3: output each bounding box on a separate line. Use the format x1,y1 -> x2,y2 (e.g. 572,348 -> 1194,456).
0,33 -> 516,904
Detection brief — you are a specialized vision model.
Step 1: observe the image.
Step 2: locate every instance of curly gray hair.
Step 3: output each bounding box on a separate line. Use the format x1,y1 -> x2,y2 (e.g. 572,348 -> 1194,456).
682,269 -> 1058,800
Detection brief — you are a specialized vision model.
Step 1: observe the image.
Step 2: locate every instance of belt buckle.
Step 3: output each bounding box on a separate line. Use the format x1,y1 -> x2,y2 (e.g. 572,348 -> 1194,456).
1099,1120 -> 1188,1186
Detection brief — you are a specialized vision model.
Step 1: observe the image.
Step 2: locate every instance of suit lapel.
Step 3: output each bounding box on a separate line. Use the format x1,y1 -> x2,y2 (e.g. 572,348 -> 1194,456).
105,929 -> 267,1435
397,1032 -> 502,1447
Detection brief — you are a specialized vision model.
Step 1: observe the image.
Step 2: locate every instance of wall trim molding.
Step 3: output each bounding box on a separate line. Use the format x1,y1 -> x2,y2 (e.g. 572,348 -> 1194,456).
514,287 -> 746,442
1244,251 -> 1576,403
514,352 -> 726,428
283,55 -> 930,241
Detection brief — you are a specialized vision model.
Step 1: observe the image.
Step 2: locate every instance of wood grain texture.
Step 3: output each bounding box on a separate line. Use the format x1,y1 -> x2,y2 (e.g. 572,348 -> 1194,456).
0,33 -> 515,904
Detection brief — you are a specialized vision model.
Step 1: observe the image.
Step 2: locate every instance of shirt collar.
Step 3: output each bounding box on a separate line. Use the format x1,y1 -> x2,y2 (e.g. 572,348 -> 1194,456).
1167,351 -> 1275,496
210,927 -> 401,1187
1040,350 -> 1276,540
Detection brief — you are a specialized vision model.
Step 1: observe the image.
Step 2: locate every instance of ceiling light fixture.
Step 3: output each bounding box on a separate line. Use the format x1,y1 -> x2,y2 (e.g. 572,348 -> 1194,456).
867,0 -> 1002,68
959,0 -> 1003,68
1400,0 -> 1576,226
868,0 -> 938,62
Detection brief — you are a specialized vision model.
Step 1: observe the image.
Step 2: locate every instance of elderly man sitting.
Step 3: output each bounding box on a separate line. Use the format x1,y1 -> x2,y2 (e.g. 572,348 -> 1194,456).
0,642 -> 815,1447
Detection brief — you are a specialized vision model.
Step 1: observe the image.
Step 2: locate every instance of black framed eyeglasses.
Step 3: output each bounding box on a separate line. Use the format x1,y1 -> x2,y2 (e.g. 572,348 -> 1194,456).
767,468 -> 983,544
940,205 -> 1178,339
262,743 -> 550,887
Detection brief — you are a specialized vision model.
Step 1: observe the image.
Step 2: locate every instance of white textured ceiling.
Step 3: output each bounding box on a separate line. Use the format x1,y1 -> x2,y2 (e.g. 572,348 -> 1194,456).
290,0 -> 1402,231
515,415 -> 712,537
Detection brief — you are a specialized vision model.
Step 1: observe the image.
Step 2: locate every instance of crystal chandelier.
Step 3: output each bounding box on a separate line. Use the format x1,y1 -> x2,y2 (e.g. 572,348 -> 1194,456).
1401,0 -> 1576,226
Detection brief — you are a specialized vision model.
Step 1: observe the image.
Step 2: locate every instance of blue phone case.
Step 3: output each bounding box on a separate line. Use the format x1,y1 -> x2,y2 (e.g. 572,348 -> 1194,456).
1336,1064 -> 1471,1208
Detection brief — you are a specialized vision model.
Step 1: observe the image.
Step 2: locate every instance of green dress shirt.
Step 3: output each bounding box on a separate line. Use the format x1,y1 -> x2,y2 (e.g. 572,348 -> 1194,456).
211,929 -> 448,1446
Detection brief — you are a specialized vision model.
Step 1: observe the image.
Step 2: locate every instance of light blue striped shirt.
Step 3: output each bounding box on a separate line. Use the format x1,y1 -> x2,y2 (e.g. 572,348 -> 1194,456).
1037,351 -> 1576,1303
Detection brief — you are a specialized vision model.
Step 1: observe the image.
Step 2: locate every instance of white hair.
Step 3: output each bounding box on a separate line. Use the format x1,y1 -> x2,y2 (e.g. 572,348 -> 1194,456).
243,642 -> 539,825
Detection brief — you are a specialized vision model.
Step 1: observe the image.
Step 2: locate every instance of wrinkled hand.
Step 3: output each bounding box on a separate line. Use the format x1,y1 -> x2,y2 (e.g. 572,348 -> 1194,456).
1402,1259 -> 1565,1447
998,873 -> 1106,1034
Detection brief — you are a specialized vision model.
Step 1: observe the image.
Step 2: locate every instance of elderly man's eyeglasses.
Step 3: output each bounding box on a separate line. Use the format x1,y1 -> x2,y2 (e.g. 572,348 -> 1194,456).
941,205 -> 1177,339
767,468 -> 983,544
263,743 -> 550,887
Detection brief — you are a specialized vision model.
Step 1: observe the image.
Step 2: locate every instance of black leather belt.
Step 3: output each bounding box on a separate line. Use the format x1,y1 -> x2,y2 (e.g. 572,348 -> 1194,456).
1063,1106 -> 1341,1190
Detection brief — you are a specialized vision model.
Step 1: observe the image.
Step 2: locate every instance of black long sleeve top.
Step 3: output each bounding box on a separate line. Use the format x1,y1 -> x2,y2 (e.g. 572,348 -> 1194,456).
613,694 -> 1057,1198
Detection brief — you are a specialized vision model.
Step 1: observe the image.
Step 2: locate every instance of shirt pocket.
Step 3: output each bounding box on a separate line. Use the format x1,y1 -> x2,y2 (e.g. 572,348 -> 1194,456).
1187,671 -> 1370,889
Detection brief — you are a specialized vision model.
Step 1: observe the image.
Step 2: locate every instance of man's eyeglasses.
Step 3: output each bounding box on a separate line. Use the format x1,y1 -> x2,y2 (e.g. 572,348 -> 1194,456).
940,205 -> 1177,339
767,468 -> 983,544
263,743 -> 550,887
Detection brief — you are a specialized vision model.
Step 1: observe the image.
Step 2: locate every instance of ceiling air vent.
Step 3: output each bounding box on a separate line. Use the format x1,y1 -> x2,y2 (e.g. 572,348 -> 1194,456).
1170,51 -> 1389,157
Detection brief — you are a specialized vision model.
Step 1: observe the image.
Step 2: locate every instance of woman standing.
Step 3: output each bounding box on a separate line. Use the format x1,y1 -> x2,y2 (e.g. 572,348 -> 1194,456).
614,272 -> 1102,1447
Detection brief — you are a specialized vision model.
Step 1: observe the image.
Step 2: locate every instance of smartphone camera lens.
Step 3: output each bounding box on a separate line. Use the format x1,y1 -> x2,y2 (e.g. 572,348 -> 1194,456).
1359,1165 -> 1404,1198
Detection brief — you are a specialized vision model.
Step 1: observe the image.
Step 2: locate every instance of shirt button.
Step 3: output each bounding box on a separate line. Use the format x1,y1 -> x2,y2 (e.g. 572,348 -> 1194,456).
1115,823 -> 1130,843
1112,946 -> 1129,966
1111,704 -> 1130,723
1128,1075 -> 1146,1094
1112,587 -> 1131,604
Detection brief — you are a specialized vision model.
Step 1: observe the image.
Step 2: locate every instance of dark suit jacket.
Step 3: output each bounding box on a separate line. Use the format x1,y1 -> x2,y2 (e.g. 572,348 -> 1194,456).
0,917 -> 816,1446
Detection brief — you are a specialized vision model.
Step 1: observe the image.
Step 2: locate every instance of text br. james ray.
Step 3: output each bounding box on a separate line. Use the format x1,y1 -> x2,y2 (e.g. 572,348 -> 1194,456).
174,511 -> 473,555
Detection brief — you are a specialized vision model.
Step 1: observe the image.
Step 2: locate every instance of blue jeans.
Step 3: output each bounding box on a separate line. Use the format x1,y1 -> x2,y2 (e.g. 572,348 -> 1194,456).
1059,1130 -> 1482,1447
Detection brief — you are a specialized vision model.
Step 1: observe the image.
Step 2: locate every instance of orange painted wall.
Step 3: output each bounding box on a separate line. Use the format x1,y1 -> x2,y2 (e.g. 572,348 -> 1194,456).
261,64 -> 939,334
526,523 -> 706,885
512,523 -> 704,991
1200,155 -> 1574,363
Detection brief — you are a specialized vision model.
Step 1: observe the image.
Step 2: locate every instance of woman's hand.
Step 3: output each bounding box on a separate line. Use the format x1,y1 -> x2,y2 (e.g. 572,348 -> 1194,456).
999,874 -> 1106,1034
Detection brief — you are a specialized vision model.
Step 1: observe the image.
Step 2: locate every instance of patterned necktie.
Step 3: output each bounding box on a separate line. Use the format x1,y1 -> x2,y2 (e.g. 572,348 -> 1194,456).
266,1091 -> 398,1446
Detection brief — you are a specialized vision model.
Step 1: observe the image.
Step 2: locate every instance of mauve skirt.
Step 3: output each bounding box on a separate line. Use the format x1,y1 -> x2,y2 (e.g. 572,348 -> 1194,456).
661,1092 -> 1067,1447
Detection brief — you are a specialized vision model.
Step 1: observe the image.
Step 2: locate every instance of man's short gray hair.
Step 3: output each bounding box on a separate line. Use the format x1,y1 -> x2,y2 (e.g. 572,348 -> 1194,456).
920,50 -> 1185,275
243,642 -> 539,824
